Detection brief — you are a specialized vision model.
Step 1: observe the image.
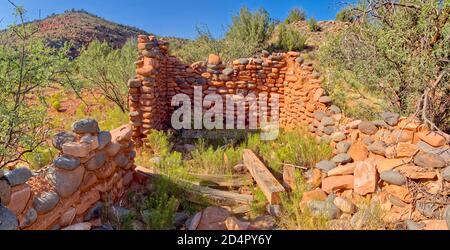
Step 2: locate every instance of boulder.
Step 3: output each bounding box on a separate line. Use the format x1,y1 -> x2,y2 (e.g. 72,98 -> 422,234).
348,141 -> 369,161
4,168 -> 32,187
308,200 -> 340,219
47,166 -> 85,198
86,151 -> 107,171
300,189 -> 327,210
97,131 -> 112,150
33,191 -> 60,214
380,112 -> 400,126
0,205 -> 18,230
53,155 -> 81,171
7,185 -> 31,214
368,141 -> 387,156
322,175 -> 354,194
114,153 -> 129,168
333,197 -> 356,214
327,164 -> 356,176
331,132 -> 346,142
331,153 -> 352,164
315,160 -> 337,172
0,180 -> 11,205
72,119 -> 100,134
414,152 -> 446,169
358,121 -> 378,135
19,207 -> 37,228
196,206 -> 230,230
336,141 -> 351,154
319,96 -> 332,104
380,170 -> 407,186
417,132 -> 446,147
354,160 -> 378,195
52,132 -> 76,150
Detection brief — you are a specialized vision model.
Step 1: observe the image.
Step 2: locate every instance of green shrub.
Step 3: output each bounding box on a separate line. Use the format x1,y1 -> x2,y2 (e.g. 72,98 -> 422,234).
285,7 -> 306,24
24,146 -> 57,170
336,7 -> 355,22
276,23 -> 307,51
307,17 -> 321,32
320,0 -> 450,131
172,7 -> 275,64
76,38 -> 137,112
278,170 -> 328,229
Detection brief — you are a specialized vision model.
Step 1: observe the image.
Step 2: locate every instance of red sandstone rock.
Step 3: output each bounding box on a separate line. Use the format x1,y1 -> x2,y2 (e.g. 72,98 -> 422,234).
348,141 -> 369,161
353,160 -> 378,196
321,175 -> 354,194
417,131 -> 447,147
7,184 -> 31,215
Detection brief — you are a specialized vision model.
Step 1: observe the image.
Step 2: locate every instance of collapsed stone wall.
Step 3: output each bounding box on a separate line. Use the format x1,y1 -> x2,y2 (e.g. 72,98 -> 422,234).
128,35 -> 450,229
0,120 -> 137,230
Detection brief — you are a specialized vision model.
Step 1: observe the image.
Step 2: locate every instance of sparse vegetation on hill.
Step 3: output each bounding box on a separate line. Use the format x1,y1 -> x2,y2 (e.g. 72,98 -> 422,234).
285,7 -> 307,24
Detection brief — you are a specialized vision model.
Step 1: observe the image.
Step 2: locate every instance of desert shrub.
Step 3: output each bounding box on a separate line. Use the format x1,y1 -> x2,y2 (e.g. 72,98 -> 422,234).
0,6 -> 72,169
285,7 -> 307,24
320,0 -> 450,132
173,7 -> 275,64
307,17 -> 321,32
335,7 -> 355,22
140,181 -> 179,230
275,23 -> 307,51
76,38 -> 137,112
279,170 -> 328,229
171,25 -> 223,64
23,145 -> 57,170
249,127 -> 333,172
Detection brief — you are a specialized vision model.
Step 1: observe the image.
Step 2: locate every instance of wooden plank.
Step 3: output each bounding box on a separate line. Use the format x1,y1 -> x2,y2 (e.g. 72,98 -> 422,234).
135,166 -> 253,206
283,164 -> 296,191
242,149 -> 285,204
189,173 -> 253,188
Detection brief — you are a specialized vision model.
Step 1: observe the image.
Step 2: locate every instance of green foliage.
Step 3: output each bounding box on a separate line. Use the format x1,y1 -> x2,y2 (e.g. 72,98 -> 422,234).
307,17 -> 321,32
0,6 -> 72,169
278,170 -> 328,229
320,0 -> 450,131
172,7 -> 275,64
285,7 -> 307,24
140,180 -> 179,230
143,130 -> 173,157
335,7 -> 355,22
249,187 -> 267,219
248,127 -> 333,172
275,23 -> 307,51
76,38 -> 137,112
48,92 -> 63,111
23,145 -> 57,170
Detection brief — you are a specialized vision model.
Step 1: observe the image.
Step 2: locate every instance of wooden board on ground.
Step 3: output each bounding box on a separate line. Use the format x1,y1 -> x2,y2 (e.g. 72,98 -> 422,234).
135,166 -> 253,206
189,173 -> 253,188
242,149 -> 286,204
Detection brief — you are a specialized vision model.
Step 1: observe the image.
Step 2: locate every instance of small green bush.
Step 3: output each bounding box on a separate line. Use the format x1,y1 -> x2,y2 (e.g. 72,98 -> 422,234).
336,7 -> 355,22
307,17 -> 321,32
276,24 -> 307,51
285,7 -> 306,24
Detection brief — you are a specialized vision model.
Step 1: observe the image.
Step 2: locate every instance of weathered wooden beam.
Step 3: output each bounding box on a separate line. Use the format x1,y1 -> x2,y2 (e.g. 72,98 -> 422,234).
242,149 -> 286,204
135,166 -> 253,206
189,173 -> 253,188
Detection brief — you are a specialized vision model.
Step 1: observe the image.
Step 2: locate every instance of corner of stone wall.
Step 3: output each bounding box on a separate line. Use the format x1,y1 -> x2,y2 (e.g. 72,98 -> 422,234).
0,119 -> 137,230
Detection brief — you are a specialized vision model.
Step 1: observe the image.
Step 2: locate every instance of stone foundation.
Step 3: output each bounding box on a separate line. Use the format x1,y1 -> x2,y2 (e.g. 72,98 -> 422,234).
0,119 -> 137,230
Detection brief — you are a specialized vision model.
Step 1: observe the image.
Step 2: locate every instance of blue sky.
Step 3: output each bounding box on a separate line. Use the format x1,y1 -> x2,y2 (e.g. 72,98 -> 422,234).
0,0 -> 352,39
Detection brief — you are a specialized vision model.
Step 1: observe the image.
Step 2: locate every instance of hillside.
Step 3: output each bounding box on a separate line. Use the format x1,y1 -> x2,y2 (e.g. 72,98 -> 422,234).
2,10 -> 189,56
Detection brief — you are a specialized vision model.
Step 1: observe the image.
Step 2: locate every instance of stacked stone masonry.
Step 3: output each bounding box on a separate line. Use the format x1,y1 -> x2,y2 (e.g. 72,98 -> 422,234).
0,119 -> 137,230
129,35 -> 450,229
